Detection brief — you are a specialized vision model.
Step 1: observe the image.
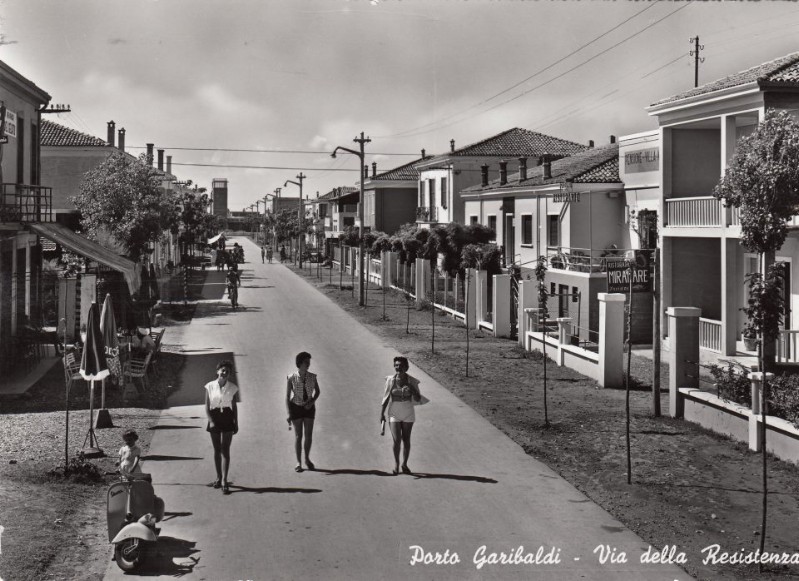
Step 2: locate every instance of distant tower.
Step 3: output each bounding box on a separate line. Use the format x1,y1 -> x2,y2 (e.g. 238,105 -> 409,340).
212,178 -> 228,216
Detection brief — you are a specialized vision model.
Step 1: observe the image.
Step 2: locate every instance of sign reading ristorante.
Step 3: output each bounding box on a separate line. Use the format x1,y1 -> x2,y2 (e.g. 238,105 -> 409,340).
606,250 -> 652,293
624,147 -> 659,173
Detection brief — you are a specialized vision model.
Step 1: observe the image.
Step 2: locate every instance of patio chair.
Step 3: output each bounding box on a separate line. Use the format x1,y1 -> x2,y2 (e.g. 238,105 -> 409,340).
148,329 -> 165,376
122,351 -> 153,394
63,352 -> 84,393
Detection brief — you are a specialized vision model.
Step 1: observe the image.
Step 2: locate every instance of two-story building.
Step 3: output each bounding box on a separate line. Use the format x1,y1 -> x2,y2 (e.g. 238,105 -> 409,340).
647,51 -> 799,361
361,153 -> 427,235
414,127 -> 588,264
0,60 -> 52,373
462,142 -> 641,342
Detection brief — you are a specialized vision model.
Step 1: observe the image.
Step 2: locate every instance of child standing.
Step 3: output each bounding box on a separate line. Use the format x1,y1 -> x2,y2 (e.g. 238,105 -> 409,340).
118,429 -> 142,476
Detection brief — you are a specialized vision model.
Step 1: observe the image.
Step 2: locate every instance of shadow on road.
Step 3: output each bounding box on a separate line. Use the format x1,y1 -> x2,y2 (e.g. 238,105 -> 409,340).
410,472 -> 498,483
228,484 -> 322,495
161,511 -> 193,522
315,468 -> 395,477
135,536 -> 200,577
148,425 -> 202,430
142,454 -> 204,461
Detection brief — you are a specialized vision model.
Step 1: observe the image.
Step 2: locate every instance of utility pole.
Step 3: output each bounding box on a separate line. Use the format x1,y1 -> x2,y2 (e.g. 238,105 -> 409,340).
689,36 -> 704,88
331,131 -> 371,306
284,173 -> 306,267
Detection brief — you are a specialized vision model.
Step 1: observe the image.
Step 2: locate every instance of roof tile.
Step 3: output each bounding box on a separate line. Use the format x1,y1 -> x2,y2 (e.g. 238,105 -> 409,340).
40,119 -> 108,147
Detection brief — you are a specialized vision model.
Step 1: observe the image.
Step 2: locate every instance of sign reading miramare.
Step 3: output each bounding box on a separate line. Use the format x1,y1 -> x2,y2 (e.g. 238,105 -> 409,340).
606,250 -> 652,293
624,147 -> 659,173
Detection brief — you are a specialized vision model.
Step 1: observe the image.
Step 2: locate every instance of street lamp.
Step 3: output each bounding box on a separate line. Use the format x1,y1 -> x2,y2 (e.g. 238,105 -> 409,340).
331,131 -> 371,306
284,173 -> 306,268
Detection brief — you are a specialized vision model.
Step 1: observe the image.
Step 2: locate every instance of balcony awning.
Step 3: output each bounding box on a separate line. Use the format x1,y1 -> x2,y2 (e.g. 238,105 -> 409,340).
28,222 -> 140,294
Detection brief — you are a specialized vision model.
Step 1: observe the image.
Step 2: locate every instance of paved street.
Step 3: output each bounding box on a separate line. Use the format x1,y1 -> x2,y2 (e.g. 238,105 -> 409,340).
105,236 -> 688,581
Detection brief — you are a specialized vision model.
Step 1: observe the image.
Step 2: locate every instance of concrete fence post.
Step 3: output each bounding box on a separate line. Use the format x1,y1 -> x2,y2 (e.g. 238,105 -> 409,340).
517,279 -> 536,347
475,270 -> 488,324
598,293 -> 626,389
666,306 -> 702,418
415,259 -> 429,307
493,274 -> 511,338
748,371 -> 773,452
465,268 -> 477,329
557,317 -> 572,366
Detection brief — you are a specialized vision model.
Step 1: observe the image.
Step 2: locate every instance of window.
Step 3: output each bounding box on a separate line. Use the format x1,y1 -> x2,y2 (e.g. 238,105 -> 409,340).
441,177 -> 447,209
548,215 -> 559,247
428,178 -> 436,208
30,121 -> 39,185
16,114 -> 24,184
487,215 -> 497,240
419,181 -> 425,206
521,215 -> 533,246
343,217 -> 355,227
470,215 -> 479,225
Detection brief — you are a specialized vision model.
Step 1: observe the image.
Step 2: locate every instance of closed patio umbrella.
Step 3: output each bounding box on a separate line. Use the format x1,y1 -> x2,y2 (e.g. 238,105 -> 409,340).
149,262 -> 160,303
97,294 -> 119,429
79,303 -> 109,457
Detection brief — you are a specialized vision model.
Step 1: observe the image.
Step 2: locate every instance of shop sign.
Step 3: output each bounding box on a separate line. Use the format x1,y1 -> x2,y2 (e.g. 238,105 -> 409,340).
553,182 -> 580,203
606,250 -> 652,293
624,147 -> 659,173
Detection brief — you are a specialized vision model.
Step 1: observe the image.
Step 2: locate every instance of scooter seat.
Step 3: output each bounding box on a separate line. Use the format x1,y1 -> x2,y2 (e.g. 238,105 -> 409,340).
126,473 -> 152,483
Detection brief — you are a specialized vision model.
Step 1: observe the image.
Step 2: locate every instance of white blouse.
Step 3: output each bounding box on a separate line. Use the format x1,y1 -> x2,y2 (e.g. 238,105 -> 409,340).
205,379 -> 239,410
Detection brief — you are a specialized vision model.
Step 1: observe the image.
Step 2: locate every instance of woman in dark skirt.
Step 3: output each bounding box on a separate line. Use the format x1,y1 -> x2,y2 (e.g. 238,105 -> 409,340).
286,351 -> 321,472
205,360 -> 239,494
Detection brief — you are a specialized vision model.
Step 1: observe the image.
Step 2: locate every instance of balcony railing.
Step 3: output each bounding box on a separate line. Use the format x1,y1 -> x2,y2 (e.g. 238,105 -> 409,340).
1,183 -> 53,223
665,196 -> 721,227
416,206 -> 438,222
699,317 -> 722,353
543,246 -> 634,273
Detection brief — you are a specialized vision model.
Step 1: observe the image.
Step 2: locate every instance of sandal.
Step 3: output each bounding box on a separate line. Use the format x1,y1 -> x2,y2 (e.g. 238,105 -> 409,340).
222,483 -> 230,495
401,465 -> 411,474
392,467 -> 399,475
306,460 -> 315,471
210,479 -> 221,489
295,465 -> 303,473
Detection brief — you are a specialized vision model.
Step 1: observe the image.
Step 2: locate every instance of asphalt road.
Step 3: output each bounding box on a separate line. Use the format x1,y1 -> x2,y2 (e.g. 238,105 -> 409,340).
104,237 -> 689,581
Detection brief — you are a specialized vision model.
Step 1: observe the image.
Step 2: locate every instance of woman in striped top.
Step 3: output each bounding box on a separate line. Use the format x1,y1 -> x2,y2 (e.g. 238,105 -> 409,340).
286,351 -> 321,472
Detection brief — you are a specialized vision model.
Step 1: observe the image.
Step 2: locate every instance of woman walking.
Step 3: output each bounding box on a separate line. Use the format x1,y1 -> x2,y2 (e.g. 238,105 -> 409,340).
205,360 -> 239,494
380,356 -> 421,475
286,351 -> 320,472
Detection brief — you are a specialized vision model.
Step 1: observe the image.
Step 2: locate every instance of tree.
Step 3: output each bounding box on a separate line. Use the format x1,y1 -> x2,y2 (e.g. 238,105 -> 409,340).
535,256 -> 550,427
713,108 -> 799,564
73,153 -> 180,261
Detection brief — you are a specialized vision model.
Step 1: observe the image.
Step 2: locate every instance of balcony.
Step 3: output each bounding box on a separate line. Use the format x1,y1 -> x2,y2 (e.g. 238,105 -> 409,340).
1,184 -> 53,223
665,196 -> 799,231
416,206 -> 438,223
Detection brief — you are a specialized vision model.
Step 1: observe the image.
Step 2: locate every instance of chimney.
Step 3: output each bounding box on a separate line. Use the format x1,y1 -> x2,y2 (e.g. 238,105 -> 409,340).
421,148 -> 426,159
166,155 -> 172,175
543,156 -> 552,180
518,157 -> 527,181
118,128 -> 126,152
588,140 -> 594,148
107,121 -> 116,147
499,160 -> 507,185
157,149 -> 164,171
363,165 -> 368,180
450,139 -> 455,153
609,135 -> 616,144
146,143 -> 154,166
372,162 -> 377,178
481,164 -> 489,187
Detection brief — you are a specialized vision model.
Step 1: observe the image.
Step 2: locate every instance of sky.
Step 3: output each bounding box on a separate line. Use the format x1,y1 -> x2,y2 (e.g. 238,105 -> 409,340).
1,0 -> 799,212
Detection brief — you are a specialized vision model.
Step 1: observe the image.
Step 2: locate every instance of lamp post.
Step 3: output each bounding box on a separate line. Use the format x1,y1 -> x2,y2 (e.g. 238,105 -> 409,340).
331,132 -> 370,306
284,173 -> 306,268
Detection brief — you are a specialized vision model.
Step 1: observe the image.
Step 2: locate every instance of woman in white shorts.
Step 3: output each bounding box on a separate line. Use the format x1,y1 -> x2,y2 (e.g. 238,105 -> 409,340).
380,356 -> 421,475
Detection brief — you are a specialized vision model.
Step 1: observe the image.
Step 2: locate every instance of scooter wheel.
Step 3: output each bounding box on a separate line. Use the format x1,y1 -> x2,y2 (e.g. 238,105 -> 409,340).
114,538 -> 144,572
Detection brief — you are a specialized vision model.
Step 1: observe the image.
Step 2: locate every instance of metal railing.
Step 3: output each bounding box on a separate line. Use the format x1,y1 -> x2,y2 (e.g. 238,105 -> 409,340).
415,206 -> 438,222
1,183 -> 53,223
665,196 -> 721,227
544,246 -> 631,273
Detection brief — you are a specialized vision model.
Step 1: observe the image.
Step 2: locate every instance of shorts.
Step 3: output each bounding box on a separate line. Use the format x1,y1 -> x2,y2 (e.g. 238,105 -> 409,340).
388,400 -> 415,423
207,407 -> 236,433
289,401 -> 316,420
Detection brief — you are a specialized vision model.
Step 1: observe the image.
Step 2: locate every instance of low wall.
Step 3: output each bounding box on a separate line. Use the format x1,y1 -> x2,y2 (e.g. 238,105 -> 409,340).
679,388 -> 799,465
526,331 -> 600,382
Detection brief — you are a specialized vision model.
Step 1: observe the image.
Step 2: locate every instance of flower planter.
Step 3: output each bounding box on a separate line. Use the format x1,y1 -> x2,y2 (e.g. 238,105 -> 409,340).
744,337 -> 757,351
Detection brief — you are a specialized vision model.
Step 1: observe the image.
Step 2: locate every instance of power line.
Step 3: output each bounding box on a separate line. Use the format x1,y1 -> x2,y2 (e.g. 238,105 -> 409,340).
378,1 -> 661,139
391,2 -> 693,139
171,161 -> 360,172
125,145 -> 418,156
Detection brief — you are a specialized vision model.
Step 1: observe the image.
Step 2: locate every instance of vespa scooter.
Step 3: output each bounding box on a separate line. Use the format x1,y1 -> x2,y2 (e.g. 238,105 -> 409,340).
107,472 -> 165,571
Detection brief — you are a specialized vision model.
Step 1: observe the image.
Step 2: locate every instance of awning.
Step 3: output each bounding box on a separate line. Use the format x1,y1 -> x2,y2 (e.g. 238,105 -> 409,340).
207,233 -> 226,244
28,222 -> 140,294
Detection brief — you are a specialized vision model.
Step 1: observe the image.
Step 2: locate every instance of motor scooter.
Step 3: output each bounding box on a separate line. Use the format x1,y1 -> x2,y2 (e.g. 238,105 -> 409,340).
107,472 -> 165,571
